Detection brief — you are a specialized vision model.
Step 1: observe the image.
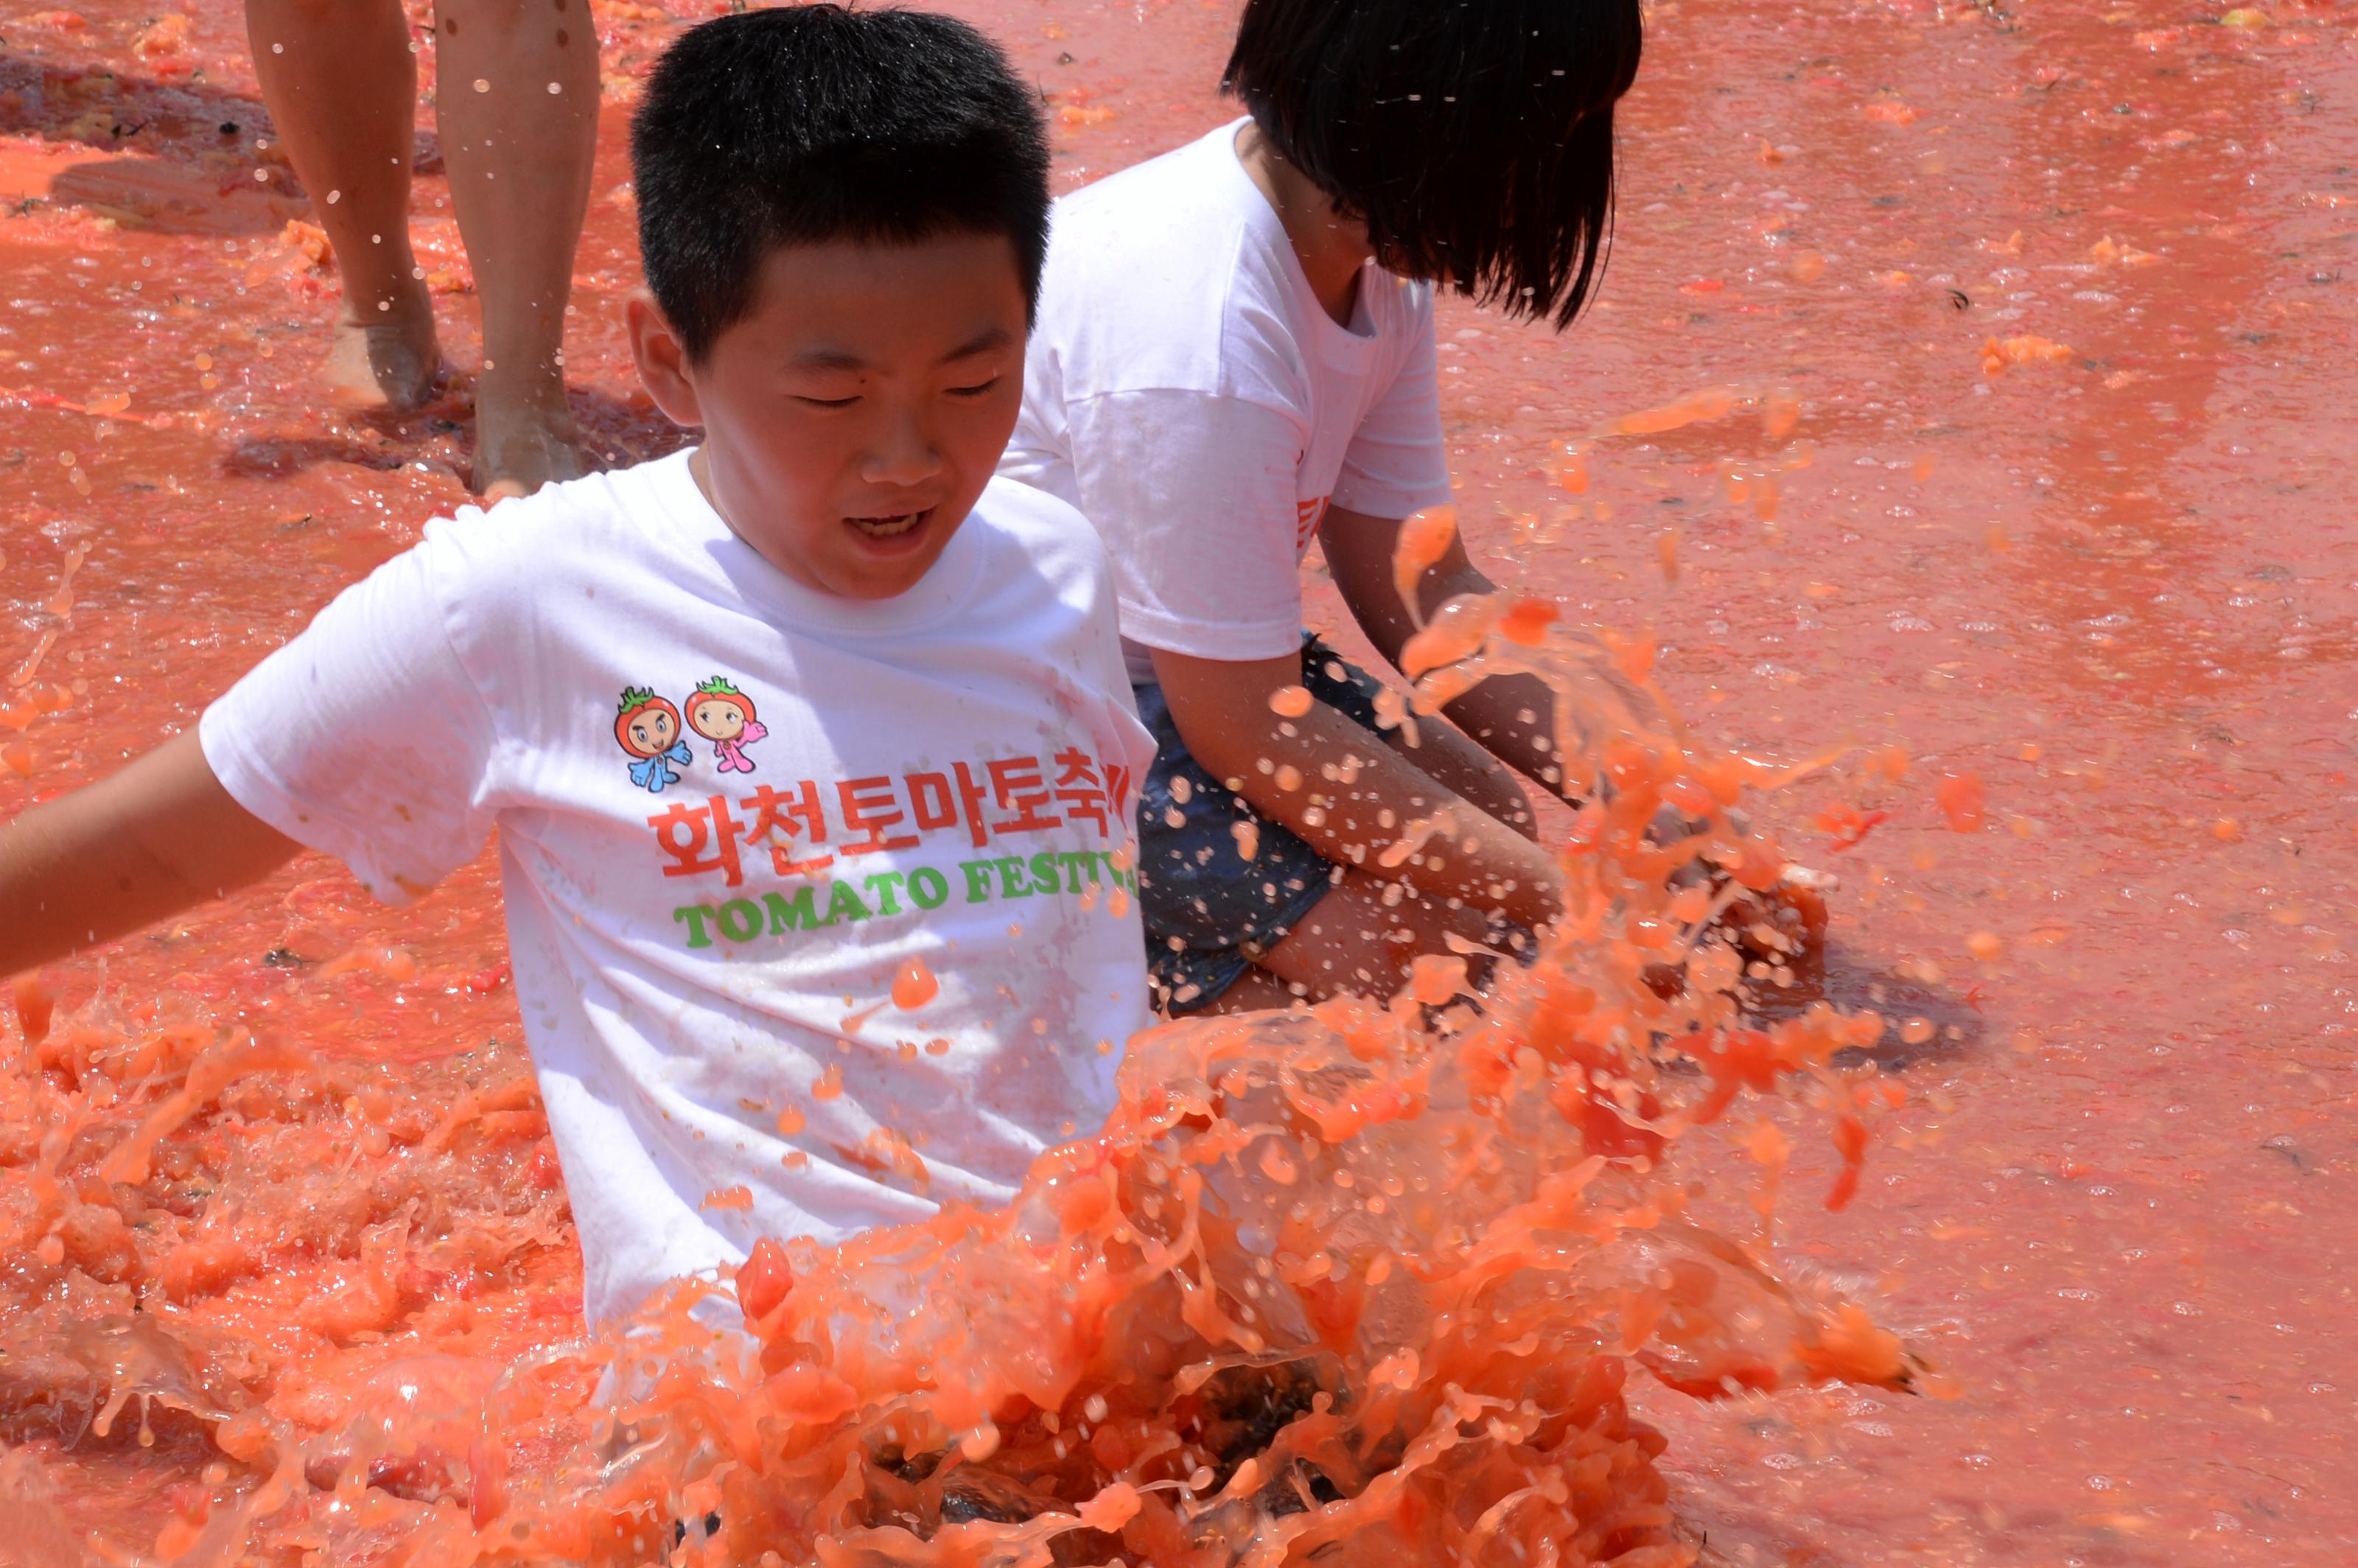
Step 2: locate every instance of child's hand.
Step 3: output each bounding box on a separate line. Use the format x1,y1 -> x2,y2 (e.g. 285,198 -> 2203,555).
1655,798 -> 1833,976
1322,503 -> 1648,809
1729,869 -> 1833,984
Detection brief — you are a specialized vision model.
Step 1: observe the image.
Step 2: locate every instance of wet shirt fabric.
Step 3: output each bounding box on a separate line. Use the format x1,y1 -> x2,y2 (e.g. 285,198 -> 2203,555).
1001,117 -> 1457,685
200,450 -> 1156,1325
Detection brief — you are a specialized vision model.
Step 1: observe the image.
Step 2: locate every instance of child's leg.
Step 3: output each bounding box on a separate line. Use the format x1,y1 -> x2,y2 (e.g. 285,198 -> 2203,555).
1138,637 -> 1540,1016
1277,646 -> 1536,998
244,0 -> 440,410
1298,641 -> 1536,837
1248,870 -> 1506,1004
1199,965 -> 1307,1015
433,0 -> 598,498
1376,712 -> 1537,838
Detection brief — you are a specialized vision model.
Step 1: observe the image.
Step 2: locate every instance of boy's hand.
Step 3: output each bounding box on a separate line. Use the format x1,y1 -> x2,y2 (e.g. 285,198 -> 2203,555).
0,727 -> 300,978
1150,646 -> 1564,931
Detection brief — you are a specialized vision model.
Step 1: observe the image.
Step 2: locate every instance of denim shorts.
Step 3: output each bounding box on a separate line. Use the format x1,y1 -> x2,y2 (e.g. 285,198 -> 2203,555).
1133,635 -> 1391,1014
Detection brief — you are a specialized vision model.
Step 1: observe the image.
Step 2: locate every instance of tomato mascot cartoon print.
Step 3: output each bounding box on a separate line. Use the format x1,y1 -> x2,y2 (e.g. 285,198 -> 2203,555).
615,686 -> 692,794
687,676 -> 768,774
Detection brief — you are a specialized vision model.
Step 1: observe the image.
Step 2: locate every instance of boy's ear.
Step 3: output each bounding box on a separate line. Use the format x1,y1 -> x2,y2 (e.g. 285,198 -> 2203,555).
626,289 -> 704,430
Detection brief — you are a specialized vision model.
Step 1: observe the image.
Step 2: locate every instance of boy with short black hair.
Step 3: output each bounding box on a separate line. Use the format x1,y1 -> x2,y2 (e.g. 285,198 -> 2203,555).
0,7 -> 1154,1327
1004,0 -> 1651,1014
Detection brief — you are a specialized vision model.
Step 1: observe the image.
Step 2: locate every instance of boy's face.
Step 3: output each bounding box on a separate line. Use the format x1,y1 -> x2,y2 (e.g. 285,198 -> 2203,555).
630,233 -> 1029,601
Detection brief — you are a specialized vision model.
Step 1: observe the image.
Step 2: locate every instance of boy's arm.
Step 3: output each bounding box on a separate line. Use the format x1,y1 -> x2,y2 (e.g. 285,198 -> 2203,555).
1321,503 -> 1587,803
1149,645 -> 1564,930
0,729 -> 300,976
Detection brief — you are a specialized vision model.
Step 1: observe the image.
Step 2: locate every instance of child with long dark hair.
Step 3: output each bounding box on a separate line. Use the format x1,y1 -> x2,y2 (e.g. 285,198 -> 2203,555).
1004,0 -> 1647,1012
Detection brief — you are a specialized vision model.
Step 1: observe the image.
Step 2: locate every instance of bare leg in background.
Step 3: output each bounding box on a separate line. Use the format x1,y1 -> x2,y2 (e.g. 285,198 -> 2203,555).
242,0 -> 598,496
245,0 -> 441,411
435,0 -> 598,498
1237,873 -> 1505,1009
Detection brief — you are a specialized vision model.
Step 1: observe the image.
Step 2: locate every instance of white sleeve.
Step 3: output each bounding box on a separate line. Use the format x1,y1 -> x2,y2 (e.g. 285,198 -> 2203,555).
1063,389 -> 1309,666
1332,304 -> 1455,519
199,536 -> 500,904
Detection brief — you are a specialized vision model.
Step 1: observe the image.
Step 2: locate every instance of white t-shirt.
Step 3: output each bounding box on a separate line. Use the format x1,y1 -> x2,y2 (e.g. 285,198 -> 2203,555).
200,451 -> 1155,1326
1002,118 -> 1457,685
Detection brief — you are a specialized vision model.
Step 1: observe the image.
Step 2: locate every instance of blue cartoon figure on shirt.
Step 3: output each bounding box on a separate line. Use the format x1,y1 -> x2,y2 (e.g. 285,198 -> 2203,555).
615,686 -> 692,794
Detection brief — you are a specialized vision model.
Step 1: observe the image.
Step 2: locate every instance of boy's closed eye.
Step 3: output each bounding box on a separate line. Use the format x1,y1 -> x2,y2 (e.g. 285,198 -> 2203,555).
787,365 -> 1004,408
940,338 -> 1015,400
791,377 -> 1000,409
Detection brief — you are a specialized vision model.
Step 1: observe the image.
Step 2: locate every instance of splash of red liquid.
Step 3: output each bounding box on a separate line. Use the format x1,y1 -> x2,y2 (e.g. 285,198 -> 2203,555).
1,595 -> 1921,1565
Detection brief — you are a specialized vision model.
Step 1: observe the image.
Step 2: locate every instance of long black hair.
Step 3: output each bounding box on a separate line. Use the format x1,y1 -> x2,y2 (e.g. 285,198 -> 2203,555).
1222,0 -> 1642,329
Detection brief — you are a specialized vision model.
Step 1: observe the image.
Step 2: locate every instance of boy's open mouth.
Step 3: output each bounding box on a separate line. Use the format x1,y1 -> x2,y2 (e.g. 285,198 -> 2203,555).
845,508 -> 931,542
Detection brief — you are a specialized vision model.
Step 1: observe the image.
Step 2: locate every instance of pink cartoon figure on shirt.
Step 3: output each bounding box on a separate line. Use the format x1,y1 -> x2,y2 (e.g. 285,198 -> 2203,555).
687,676 -> 767,774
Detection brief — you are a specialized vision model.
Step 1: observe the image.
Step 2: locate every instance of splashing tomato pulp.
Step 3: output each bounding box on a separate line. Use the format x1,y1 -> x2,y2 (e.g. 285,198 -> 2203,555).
4,575 -> 1914,1565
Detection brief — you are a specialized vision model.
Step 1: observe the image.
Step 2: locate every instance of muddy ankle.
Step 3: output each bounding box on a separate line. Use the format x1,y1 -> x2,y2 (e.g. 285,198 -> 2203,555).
323,295 -> 441,413
472,374 -> 585,500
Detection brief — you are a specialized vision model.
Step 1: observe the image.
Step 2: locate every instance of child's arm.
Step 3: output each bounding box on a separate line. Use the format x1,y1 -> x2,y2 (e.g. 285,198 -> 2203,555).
1150,645 -> 1564,931
0,729 -> 300,977
1321,503 -> 1593,803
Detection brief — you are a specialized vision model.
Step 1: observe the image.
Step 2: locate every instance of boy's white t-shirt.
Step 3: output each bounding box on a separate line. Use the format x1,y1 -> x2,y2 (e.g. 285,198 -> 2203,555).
200,452 -> 1155,1326
1001,118 -> 1457,685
